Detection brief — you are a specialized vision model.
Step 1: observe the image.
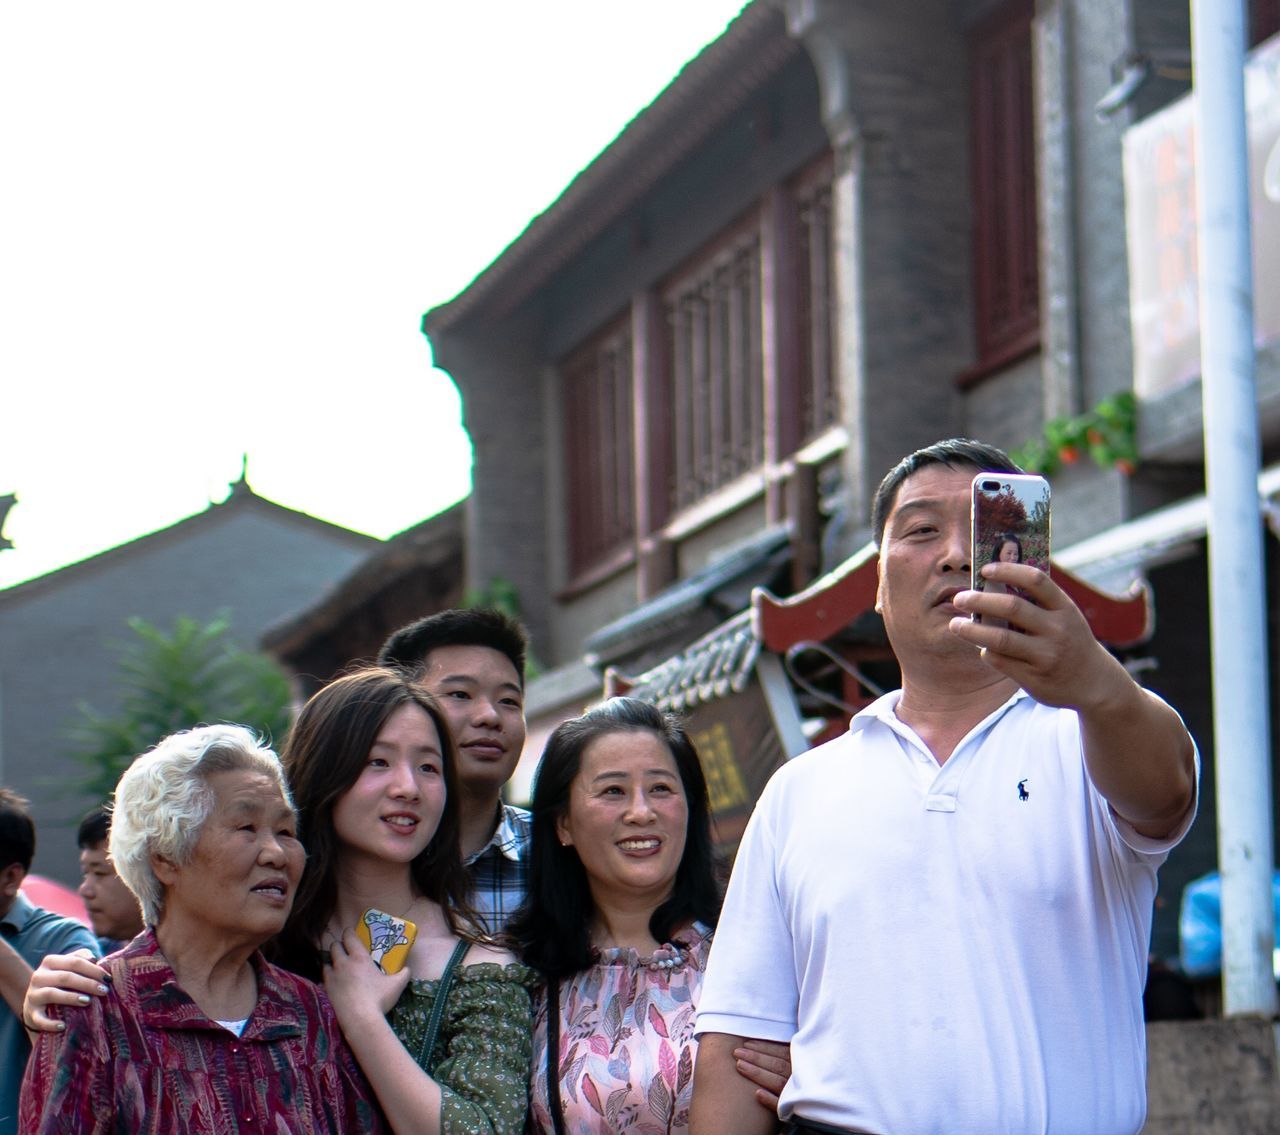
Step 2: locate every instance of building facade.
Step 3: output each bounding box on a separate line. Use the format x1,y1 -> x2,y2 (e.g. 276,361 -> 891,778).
427,0 -> 1275,817
425,7 -> 1280,1110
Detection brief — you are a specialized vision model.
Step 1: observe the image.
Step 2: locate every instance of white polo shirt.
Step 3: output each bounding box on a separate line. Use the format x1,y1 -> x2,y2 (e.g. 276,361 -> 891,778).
696,689 -> 1197,1135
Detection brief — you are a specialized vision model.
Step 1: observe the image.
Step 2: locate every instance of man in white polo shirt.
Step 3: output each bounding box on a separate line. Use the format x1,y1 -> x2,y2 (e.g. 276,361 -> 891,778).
691,439 -> 1198,1135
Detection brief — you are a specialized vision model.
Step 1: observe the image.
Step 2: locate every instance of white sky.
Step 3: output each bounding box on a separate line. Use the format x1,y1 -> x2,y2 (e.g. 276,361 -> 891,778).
0,1 -> 749,588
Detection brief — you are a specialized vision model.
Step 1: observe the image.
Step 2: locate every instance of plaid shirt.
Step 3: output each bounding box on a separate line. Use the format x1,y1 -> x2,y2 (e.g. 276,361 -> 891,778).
465,803 -> 532,936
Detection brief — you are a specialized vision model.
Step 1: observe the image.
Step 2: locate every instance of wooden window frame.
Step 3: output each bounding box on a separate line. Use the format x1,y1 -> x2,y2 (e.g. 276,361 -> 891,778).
660,211 -> 765,518
963,0 -> 1040,385
559,152 -> 842,593
788,152 -> 839,448
561,316 -> 636,582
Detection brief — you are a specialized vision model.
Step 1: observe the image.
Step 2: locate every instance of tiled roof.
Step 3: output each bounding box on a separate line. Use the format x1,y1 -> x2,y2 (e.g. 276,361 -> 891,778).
607,609 -> 758,712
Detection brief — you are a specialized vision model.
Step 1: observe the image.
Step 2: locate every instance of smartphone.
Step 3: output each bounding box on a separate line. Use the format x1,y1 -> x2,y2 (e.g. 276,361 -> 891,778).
355,908 -> 418,974
970,472 -> 1051,622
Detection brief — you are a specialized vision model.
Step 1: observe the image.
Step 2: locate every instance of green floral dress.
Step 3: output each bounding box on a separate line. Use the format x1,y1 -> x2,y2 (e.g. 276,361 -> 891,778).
387,960 -> 537,1135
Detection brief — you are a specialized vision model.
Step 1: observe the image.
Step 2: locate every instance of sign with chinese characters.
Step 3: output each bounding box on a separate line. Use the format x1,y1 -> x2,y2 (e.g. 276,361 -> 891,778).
683,675 -> 789,855
1124,33 -> 1280,397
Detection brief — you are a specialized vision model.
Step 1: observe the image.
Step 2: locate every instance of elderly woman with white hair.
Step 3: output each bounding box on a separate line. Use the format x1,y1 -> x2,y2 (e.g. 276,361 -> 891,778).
19,724 -> 386,1134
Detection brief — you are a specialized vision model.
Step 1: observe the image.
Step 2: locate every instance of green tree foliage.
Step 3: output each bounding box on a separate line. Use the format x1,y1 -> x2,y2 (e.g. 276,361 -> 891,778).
68,614 -> 294,799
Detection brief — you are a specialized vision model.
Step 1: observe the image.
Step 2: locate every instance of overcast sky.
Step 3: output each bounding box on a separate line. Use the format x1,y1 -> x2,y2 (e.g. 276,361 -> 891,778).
0,1 -> 749,588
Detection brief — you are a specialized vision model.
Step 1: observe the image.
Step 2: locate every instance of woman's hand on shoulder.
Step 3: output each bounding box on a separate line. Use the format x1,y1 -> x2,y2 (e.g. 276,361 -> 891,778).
324,929 -> 411,1026
23,950 -> 108,1032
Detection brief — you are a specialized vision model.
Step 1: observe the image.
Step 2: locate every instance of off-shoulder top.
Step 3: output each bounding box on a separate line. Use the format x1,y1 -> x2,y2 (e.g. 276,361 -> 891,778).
387,959 -> 537,1135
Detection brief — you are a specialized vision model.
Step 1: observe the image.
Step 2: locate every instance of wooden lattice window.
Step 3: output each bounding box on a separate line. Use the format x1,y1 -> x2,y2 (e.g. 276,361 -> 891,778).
562,319 -> 635,577
792,156 -> 839,443
662,222 -> 764,514
969,0 -> 1040,373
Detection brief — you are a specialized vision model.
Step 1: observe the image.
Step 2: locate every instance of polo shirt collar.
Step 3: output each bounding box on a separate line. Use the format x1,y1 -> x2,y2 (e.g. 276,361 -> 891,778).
0,890 -> 35,935
848,686 -> 1031,738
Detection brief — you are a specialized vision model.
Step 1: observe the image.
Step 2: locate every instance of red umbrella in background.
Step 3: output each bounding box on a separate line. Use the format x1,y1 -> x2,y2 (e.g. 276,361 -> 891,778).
20,874 -> 90,926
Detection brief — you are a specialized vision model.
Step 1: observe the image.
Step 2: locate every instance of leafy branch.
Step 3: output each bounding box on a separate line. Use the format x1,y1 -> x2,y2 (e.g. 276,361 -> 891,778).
66,614 -> 294,799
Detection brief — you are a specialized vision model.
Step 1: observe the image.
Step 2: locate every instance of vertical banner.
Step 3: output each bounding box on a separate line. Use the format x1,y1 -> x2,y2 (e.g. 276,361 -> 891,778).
1124,34 -> 1280,396
682,672 -> 789,856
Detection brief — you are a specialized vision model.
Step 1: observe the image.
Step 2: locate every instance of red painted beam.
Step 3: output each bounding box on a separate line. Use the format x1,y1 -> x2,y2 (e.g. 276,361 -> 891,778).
753,548 -> 1152,652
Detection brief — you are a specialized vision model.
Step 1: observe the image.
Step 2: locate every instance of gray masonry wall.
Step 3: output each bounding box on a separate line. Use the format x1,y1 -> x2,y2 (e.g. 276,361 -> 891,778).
1143,1019 -> 1280,1134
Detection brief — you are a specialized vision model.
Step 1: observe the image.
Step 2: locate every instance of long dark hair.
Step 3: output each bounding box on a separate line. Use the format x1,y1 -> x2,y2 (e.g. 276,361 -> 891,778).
509,697 -> 720,978
273,667 -> 478,979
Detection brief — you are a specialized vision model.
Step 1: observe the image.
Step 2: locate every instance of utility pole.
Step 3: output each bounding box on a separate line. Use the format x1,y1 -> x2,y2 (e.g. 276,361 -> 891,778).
1191,0 -> 1278,1016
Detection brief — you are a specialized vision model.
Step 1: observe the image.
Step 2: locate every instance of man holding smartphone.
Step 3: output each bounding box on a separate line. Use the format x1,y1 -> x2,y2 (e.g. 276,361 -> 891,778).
691,438 -> 1198,1135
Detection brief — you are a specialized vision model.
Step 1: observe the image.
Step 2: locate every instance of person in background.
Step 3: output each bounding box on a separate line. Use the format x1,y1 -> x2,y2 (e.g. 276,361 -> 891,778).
0,789 -> 98,1135
19,729 -> 383,1133
76,807 -> 143,954
509,698 -> 788,1135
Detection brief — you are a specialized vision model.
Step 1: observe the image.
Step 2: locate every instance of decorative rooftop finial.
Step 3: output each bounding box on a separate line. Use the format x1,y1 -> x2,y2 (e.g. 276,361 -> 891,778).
0,493 -> 16,552
228,454 -> 251,498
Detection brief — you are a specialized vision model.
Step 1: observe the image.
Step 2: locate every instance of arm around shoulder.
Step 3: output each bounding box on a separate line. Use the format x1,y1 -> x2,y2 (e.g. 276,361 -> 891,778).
0,937 -> 35,1020
23,950 -> 108,1033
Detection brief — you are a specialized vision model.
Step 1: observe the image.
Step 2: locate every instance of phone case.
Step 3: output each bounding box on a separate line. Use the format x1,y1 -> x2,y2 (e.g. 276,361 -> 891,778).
971,473 -> 1051,621
356,908 -> 418,974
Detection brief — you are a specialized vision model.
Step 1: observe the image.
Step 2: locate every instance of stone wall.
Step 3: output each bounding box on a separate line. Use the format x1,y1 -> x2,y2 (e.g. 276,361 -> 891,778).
1144,1018 -> 1280,1134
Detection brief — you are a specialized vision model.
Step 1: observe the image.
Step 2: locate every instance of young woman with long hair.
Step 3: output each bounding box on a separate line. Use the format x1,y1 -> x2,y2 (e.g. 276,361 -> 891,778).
278,667 -> 534,1135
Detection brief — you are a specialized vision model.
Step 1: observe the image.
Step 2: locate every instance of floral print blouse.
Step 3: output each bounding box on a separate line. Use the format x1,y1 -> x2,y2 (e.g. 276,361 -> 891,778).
530,922 -> 712,1135
388,959 -> 537,1135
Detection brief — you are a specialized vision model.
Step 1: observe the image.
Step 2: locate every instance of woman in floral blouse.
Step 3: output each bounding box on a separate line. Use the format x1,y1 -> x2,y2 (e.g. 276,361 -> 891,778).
509,698 -> 788,1135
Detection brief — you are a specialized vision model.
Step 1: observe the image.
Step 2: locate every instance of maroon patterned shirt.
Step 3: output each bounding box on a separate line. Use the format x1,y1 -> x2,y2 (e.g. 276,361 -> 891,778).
20,930 -> 387,1134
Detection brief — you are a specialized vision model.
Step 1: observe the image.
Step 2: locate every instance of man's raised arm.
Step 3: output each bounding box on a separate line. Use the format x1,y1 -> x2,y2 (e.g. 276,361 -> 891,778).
954,562 -> 1197,837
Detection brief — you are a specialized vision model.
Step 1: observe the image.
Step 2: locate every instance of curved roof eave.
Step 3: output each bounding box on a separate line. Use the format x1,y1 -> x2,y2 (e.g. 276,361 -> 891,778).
423,1 -> 798,337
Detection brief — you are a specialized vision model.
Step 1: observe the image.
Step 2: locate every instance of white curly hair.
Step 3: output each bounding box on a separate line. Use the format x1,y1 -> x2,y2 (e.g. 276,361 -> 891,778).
109,724 -> 291,926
